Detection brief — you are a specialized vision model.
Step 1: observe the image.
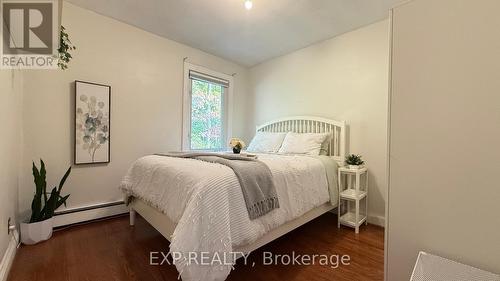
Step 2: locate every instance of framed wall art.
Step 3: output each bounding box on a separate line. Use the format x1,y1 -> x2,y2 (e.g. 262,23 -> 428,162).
74,80 -> 111,164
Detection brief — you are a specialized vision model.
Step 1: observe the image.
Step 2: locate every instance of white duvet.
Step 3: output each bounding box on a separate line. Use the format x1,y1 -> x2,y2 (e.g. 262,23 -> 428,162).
120,153 -> 338,281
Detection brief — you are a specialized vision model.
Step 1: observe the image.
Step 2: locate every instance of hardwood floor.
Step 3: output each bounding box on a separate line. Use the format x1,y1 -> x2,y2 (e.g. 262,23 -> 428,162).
8,213 -> 384,281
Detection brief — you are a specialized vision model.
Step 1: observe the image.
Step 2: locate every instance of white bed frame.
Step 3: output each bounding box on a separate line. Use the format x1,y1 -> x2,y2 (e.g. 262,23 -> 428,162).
129,116 -> 346,255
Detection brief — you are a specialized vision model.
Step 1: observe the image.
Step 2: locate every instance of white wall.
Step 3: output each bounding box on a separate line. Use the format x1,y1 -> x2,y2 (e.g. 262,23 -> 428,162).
19,2 -> 251,216
387,0 -> 500,279
0,68 -> 22,261
249,20 -> 390,225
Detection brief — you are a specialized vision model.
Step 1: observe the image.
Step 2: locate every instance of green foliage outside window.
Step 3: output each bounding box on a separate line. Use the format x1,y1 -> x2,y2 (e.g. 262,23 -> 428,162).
191,80 -> 223,150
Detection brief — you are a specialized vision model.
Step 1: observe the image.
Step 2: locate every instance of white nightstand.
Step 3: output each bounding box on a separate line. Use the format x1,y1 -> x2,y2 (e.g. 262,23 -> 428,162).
337,166 -> 368,233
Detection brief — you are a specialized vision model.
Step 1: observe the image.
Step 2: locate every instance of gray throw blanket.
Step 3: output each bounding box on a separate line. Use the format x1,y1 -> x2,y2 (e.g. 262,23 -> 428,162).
156,152 -> 280,219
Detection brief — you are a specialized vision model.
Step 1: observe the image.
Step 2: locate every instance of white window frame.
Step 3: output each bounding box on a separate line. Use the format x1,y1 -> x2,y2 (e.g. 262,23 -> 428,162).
182,62 -> 233,151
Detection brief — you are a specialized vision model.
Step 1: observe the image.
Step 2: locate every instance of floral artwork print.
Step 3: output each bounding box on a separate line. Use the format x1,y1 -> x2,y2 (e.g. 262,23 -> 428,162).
75,81 -> 110,164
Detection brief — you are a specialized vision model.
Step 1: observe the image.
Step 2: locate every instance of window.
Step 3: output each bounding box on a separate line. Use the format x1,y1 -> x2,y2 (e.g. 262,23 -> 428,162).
190,79 -> 224,150
182,63 -> 233,151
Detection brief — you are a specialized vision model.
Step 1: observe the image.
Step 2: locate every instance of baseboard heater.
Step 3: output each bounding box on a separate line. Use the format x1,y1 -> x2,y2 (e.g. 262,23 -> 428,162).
53,200 -> 128,228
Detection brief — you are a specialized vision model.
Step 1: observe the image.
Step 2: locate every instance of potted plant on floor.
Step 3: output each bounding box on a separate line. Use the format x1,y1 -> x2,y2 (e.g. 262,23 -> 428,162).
20,160 -> 71,245
345,154 -> 365,169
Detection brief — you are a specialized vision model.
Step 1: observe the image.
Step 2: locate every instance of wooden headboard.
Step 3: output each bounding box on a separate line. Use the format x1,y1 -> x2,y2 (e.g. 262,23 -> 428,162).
256,116 -> 346,163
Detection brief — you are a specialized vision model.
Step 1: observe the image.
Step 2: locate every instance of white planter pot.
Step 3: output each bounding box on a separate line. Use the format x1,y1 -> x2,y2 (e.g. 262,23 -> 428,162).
349,164 -> 364,169
20,218 -> 54,245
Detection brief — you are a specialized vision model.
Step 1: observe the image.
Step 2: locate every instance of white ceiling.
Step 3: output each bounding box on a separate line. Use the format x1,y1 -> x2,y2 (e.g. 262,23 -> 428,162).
66,0 -> 403,67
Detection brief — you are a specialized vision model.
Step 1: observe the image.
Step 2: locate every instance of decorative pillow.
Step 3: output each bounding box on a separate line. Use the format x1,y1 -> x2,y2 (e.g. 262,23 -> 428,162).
319,132 -> 334,155
278,132 -> 331,155
247,132 -> 287,153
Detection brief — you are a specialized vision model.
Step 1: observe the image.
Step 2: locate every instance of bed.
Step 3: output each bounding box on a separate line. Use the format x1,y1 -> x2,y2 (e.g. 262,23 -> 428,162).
121,116 -> 346,281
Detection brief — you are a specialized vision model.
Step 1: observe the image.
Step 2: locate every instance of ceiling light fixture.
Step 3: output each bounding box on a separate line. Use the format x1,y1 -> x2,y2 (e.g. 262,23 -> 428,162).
244,0 -> 253,10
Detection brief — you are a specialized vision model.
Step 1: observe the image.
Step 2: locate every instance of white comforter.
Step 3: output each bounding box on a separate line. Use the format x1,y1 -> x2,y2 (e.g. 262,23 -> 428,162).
120,153 -> 338,281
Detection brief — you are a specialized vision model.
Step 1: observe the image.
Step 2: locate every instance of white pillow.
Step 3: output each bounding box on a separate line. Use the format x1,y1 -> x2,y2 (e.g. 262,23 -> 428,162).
247,132 -> 287,153
278,132 -> 331,155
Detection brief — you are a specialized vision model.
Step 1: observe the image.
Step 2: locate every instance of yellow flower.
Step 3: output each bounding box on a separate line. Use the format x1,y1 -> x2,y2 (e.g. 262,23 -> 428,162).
229,138 -> 246,149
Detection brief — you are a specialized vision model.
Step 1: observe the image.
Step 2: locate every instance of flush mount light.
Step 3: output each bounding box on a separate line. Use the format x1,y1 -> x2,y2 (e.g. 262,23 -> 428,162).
244,0 -> 253,10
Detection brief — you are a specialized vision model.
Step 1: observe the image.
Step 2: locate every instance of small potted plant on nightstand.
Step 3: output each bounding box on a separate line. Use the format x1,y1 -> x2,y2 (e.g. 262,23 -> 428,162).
229,138 -> 246,154
20,160 -> 71,245
345,154 -> 365,169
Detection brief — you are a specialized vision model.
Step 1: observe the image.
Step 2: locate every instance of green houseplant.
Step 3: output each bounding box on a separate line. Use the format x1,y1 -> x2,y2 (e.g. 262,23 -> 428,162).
58,26 -> 76,70
345,154 -> 365,169
20,160 -> 71,245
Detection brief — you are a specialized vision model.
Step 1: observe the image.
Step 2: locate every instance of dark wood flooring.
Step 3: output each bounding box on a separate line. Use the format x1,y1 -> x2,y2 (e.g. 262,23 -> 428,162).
8,213 -> 384,281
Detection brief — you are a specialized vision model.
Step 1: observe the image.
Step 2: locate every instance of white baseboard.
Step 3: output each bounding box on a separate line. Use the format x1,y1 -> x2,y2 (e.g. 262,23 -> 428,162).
0,230 -> 19,281
53,201 -> 128,228
368,214 -> 385,227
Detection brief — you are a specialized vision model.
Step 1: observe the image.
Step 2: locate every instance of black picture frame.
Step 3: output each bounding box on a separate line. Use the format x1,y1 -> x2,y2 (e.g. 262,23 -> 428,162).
74,80 -> 111,165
